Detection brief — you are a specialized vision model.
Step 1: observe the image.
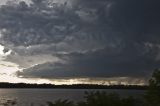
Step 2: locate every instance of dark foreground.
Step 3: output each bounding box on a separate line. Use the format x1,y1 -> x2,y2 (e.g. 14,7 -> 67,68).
0,89 -> 145,106
1,91 -> 145,106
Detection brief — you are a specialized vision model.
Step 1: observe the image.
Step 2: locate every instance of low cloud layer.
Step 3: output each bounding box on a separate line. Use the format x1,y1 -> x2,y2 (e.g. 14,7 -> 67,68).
0,0 -> 160,84
16,46 -> 159,79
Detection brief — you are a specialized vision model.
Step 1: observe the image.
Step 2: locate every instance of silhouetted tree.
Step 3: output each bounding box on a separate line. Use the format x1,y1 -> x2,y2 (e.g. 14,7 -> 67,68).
46,99 -> 74,106
77,91 -> 140,106
145,69 -> 160,106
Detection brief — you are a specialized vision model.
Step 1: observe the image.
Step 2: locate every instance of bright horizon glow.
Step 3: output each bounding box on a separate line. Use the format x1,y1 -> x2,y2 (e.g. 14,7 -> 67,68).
0,72 -> 147,85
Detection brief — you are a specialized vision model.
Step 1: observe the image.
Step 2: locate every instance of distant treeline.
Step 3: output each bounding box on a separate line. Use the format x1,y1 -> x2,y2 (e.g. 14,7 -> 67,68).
0,83 -> 148,89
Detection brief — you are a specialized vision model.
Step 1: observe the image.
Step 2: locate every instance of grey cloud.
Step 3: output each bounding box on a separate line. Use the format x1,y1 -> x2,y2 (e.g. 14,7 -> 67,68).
1,0 -> 160,47
0,63 -> 15,67
1,0 -> 160,81
5,53 -> 60,68
0,0 -> 81,46
0,0 -> 116,55
17,45 -> 160,79
109,0 -> 160,43
0,73 -> 6,75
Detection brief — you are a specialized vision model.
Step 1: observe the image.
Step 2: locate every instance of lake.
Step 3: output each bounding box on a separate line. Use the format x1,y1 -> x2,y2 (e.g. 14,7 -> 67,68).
0,89 -> 145,106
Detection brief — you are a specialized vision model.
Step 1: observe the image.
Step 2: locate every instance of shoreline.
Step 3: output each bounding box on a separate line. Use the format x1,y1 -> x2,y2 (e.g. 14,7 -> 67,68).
0,83 -> 148,90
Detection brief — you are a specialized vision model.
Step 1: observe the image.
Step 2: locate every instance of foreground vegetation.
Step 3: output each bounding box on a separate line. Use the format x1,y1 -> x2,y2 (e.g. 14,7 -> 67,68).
46,91 -> 144,106
1,69 -> 160,106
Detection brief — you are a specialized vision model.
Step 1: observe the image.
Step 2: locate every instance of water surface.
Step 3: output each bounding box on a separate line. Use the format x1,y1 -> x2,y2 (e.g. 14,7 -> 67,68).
0,89 -> 145,106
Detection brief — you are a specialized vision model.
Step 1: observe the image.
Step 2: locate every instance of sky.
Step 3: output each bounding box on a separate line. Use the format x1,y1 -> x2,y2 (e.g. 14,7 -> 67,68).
0,0 -> 160,85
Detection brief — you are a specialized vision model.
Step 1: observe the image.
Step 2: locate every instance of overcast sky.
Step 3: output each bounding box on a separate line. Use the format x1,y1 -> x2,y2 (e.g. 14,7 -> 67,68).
0,0 -> 160,85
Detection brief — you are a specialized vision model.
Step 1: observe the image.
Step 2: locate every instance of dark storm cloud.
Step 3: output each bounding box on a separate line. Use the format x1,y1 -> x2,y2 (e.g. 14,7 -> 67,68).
109,0 -> 160,43
0,0 -> 118,48
1,0 -> 160,46
17,45 -> 160,78
0,0 -> 160,80
0,0 -> 81,46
